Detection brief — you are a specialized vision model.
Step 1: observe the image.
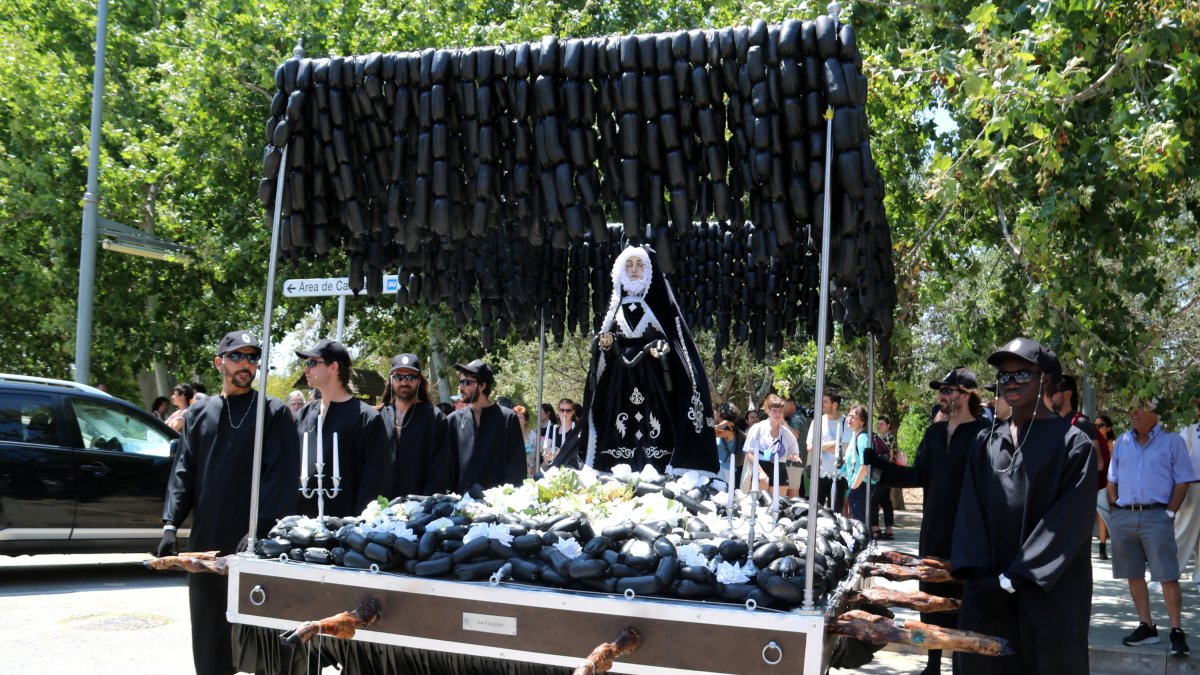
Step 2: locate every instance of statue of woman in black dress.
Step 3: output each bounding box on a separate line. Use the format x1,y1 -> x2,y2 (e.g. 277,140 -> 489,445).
582,245 -> 719,476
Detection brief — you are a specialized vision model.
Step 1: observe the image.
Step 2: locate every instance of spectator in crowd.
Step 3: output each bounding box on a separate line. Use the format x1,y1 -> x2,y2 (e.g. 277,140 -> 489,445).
744,395 -> 799,495
158,331 -> 299,675
447,359 -> 526,492
806,391 -> 851,508
542,398 -> 579,467
743,408 -> 762,431
953,338 -> 1095,673
715,401 -> 746,489
872,415 -> 898,540
841,405 -> 876,526
165,383 -> 194,433
1094,414 -> 1115,559
295,339 -> 391,517
436,401 -> 454,417
286,390 -> 306,420
1109,395 -> 1194,656
512,405 -> 539,477
783,394 -> 809,499
1173,401 -> 1200,594
876,367 -> 986,675
548,398 -> 586,470
378,353 -> 449,497
149,396 -> 170,422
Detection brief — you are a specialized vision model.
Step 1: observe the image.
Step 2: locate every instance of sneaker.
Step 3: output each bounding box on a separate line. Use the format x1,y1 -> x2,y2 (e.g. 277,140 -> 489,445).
1171,628 -> 1189,657
1123,622 -> 1160,646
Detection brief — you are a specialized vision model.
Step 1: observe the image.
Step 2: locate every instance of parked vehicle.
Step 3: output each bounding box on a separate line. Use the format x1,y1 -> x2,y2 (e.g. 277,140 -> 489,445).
0,374 -> 182,555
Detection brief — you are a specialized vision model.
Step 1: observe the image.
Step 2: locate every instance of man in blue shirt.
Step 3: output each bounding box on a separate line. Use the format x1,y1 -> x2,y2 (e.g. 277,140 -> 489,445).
1108,397 -> 1196,656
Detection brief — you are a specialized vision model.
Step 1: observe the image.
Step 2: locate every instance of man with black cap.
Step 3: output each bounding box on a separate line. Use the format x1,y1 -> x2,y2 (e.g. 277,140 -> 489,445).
379,353 -> 450,496
447,359 -> 526,493
1048,374 -> 1098,443
951,337 -> 1096,674
158,331 -> 300,675
295,339 -> 390,516
872,366 -> 987,675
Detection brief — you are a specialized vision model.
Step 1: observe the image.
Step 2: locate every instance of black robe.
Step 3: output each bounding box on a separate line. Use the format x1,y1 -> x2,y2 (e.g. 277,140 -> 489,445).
296,398 -> 391,517
877,418 -> 987,627
161,391 -> 299,675
380,401 -> 450,497
549,425 -> 585,470
951,415 -> 1095,675
447,404 -> 526,493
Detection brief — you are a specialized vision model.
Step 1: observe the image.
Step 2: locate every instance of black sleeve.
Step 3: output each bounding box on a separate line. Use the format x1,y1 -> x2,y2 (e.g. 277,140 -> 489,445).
258,401 -> 301,528
162,410 -> 199,525
423,409 -> 451,495
950,434 -> 990,580
504,411 -> 528,486
356,407 -> 393,507
879,431 -> 927,488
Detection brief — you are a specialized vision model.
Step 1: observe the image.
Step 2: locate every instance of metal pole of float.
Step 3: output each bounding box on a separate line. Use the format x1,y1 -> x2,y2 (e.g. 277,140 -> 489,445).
244,41 -> 302,554
335,294 -> 347,342
73,0 -> 110,384
537,308 -> 546,448
803,2 -> 841,611
865,335 -> 875,542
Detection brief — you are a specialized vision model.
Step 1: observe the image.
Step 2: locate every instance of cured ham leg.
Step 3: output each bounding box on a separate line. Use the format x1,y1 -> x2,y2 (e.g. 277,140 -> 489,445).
280,599 -> 381,646
572,628 -> 642,675
850,587 -> 961,613
143,552 -> 230,575
867,551 -> 951,571
830,609 -> 1011,656
861,562 -> 959,584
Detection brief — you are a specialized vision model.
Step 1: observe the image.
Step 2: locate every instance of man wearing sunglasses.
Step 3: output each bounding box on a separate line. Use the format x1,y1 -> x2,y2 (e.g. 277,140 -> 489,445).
447,359 -> 525,493
294,339 -> 390,517
872,366 -> 986,675
1108,395 -> 1195,656
159,331 -> 300,675
379,353 -> 449,497
952,337 -> 1096,674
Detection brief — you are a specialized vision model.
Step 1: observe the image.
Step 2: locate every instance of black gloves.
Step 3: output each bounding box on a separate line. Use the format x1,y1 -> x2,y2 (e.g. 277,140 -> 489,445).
156,529 -> 178,558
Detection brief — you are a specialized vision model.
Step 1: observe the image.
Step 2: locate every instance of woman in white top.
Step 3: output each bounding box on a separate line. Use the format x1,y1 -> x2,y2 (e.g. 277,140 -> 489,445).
744,395 -> 800,492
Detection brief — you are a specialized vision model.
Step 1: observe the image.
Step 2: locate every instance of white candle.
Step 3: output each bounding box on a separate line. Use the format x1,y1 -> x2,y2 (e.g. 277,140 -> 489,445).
727,447 -> 736,513
301,431 -> 309,483
332,431 -> 340,479
772,454 -> 780,512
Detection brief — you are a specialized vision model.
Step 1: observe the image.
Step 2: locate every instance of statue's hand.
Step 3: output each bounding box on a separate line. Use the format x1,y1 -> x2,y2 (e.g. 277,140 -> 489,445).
648,339 -> 670,359
597,332 -> 615,350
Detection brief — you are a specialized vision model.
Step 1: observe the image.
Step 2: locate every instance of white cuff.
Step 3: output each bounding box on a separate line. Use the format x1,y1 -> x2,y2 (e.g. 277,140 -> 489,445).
163,524 -> 177,532
998,573 -> 1016,593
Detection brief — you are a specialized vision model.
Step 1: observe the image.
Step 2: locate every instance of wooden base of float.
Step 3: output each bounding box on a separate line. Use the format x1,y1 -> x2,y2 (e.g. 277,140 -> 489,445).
227,556 -> 832,675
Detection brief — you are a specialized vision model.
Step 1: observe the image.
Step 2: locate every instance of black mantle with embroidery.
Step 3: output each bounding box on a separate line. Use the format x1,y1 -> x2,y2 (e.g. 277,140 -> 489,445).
582,246 -> 719,475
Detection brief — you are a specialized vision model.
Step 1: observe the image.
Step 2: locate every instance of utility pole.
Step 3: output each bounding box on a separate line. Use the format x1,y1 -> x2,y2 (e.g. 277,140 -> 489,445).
73,0 -> 110,383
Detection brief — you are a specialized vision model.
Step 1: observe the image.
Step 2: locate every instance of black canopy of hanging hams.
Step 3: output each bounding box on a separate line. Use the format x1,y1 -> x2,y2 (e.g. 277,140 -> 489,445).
260,17 -> 897,361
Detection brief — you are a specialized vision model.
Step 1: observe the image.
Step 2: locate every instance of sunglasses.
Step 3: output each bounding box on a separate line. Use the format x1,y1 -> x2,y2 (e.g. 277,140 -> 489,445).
302,359 -> 328,369
224,352 -> 261,364
458,379 -> 477,387
996,370 -> 1039,386
559,408 -> 574,413
1096,422 -> 1110,429
937,387 -> 962,396
391,373 -> 420,382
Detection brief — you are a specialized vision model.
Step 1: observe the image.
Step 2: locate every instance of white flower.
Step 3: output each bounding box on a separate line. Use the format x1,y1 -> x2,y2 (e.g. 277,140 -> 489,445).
388,522 -> 417,542
359,501 -> 382,520
464,522 -> 514,545
677,543 -> 708,567
714,560 -> 751,584
426,517 -> 454,531
400,500 -> 425,517
610,464 -> 634,482
577,466 -> 599,488
639,464 -> 661,482
675,471 -> 702,492
554,538 -> 584,560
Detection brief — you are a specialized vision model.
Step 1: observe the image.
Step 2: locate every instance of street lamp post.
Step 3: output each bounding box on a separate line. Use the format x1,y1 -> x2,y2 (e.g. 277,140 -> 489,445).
73,0 -> 110,384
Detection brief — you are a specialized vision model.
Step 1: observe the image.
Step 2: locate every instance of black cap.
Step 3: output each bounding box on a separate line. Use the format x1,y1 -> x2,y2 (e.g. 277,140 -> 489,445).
390,353 -> 422,373
984,382 -> 998,393
453,358 -> 494,383
218,330 -> 261,355
986,337 -> 1062,376
296,339 -> 351,369
930,367 -> 977,391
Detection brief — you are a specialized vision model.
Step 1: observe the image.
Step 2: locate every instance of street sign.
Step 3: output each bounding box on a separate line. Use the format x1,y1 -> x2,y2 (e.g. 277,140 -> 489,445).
283,276 -> 399,298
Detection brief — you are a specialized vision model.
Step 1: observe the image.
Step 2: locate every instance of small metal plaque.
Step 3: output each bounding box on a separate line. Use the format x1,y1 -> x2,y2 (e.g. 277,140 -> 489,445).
462,612 -> 517,636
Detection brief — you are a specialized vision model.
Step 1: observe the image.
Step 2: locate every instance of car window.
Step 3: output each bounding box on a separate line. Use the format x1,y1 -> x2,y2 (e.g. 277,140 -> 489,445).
68,398 -> 172,457
0,393 -> 59,445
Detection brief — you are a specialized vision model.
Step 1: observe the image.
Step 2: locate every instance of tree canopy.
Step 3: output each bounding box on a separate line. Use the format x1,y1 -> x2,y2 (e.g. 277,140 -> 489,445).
1,0 -> 1196,425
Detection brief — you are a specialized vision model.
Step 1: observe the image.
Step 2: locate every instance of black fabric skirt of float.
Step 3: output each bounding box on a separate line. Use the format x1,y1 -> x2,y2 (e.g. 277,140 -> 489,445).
234,624 -> 574,675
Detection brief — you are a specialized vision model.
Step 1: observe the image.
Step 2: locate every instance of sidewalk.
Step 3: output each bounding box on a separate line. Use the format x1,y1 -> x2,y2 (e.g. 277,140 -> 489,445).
840,508 -> 1200,674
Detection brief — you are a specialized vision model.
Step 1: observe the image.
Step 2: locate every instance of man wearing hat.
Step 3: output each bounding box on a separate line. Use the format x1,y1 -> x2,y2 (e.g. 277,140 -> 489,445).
952,337 -> 1096,674
295,339 -> 390,517
447,359 -> 525,493
379,353 -> 450,496
872,366 -> 987,675
1108,395 -> 1194,656
158,331 -> 300,675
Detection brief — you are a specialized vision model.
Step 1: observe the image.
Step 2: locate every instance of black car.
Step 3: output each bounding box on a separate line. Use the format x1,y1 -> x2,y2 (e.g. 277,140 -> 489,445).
0,374 -> 182,555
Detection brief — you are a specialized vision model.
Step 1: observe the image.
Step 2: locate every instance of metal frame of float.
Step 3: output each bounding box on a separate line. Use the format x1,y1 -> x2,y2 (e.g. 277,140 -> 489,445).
231,3 -> 876,674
